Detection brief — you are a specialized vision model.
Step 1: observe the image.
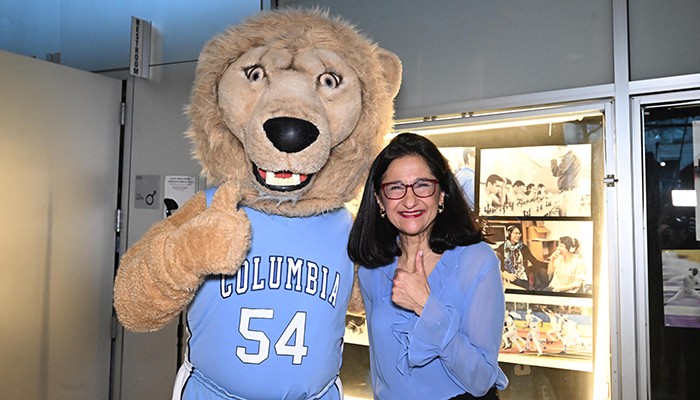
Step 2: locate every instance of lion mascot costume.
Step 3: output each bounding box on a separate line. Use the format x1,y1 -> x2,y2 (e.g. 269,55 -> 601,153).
113,8 -> 402,400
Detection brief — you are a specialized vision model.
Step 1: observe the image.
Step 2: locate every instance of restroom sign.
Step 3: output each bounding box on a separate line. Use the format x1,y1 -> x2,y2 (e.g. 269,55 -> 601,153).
129,16 -> 151,78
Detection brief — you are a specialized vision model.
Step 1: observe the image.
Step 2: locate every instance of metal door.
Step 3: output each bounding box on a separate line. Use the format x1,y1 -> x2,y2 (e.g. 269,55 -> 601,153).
0,50 -> 122,400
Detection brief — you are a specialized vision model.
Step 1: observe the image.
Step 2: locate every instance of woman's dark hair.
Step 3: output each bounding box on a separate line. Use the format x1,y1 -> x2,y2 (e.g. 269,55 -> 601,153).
559,236 -> 579,253
347,132 -> 484,267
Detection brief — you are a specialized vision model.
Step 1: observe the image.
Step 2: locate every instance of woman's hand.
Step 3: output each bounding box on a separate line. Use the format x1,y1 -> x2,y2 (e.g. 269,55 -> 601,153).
501,271 -> 517,283
550,249 -> 562,261
392,250 -> 431,316
548,249 -> 562,276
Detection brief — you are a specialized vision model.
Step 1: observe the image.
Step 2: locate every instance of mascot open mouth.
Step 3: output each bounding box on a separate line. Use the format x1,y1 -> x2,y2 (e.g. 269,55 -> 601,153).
253,164 -> 313,192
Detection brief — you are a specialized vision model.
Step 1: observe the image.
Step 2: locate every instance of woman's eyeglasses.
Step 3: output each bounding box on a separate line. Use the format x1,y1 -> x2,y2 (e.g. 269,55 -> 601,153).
380,179 -> 439,200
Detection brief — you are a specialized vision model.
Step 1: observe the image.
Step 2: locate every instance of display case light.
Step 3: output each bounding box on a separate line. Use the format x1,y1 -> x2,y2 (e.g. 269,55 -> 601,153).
392,110 -> 602,137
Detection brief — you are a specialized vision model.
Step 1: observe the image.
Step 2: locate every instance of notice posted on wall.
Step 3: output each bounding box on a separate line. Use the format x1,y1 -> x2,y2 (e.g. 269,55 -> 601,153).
163,175 -> 197,219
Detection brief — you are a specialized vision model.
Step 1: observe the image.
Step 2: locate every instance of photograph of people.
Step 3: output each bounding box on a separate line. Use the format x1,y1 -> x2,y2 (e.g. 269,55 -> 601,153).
543,308 -> 564,344
525,183 -> 537,202
502,311 -> 526,353
348,133 -> 507,399
489,220 -> 592,295
480,173 -> 505,213
512,180 -> 527,203
436,146 -> 477,209
479,145 -> 591,217
496,225 -> 548,291
560,316 -> 587,354
498,301 -> 593,370
545,236 -> 587,293
551,145 -> 582,216
524,309 -> 544,356
661,250 -> 700,328
454,147 -> 476,207
503,179 -> 517,208
664,268 -> 700,305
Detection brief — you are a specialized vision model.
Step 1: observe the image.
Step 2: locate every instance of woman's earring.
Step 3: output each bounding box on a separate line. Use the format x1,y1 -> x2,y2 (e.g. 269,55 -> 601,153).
379,208 -> 386,218
438,203 -> 445,213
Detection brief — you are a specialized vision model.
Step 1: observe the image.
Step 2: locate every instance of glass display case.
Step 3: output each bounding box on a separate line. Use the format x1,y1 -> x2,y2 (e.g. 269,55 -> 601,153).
340,102 -> 611,400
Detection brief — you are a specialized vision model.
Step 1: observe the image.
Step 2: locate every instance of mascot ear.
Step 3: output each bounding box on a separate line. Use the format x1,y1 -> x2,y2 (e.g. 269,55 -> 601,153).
377,49 -> 403,98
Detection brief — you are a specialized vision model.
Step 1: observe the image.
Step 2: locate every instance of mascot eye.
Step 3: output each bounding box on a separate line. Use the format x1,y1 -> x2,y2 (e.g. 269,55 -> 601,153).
319,72 -> 341,88
245,66 -> 265,82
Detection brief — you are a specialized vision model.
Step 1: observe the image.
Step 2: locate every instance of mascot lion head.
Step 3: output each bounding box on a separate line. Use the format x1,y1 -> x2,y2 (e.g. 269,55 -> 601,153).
185,9 -> 402,216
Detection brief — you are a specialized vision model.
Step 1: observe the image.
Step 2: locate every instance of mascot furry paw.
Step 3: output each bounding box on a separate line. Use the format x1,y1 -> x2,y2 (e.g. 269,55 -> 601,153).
113,8 -> 401,400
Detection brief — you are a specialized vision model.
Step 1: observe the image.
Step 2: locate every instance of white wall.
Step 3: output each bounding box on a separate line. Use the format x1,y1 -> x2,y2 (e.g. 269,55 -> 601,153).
280,0 -> 614,119
628,0 -> 700,80
279,0 -> 699,119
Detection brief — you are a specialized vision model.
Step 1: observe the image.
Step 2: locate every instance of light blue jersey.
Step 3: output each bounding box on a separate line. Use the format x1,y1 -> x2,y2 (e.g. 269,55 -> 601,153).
174,187 -> 353,400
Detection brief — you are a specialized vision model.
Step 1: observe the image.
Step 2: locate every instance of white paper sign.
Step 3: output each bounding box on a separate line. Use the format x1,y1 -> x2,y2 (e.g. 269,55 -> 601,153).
163,176 -> 197,219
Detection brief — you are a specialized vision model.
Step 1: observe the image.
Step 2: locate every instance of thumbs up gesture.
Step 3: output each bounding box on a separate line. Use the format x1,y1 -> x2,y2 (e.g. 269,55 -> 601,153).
392,250 -> 431,316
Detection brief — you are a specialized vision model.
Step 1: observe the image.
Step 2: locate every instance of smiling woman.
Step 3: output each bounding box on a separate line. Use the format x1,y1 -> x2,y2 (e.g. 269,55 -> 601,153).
347,133 -> 508,399
377,155 -> 444,242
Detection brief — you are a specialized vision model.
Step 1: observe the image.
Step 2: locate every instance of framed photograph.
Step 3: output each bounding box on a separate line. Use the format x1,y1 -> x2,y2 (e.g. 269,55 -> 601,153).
499,293 -> 593,372
439,146 -> 477,206
485,219 -> 594,296
662,249 -> 700,328
479,144 -> 592,217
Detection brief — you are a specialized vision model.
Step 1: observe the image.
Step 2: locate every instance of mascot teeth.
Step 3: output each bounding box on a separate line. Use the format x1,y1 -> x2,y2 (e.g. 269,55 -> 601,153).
266,171 -> 302,186
255,166 -> 311,191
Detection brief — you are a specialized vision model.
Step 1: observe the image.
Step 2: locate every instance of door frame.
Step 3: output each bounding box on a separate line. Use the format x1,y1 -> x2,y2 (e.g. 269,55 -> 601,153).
631,88 -> 700,399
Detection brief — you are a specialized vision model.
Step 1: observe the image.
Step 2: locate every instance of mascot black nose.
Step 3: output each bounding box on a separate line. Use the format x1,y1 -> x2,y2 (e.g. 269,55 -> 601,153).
263,117 -> 320,153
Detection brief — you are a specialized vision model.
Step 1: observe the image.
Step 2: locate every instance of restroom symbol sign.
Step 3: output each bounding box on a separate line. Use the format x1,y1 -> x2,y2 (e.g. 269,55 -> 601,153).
135,175 -> 161,209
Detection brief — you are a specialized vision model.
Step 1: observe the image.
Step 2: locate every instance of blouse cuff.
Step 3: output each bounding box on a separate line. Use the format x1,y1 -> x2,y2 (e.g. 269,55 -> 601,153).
407,295 -> 459,367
